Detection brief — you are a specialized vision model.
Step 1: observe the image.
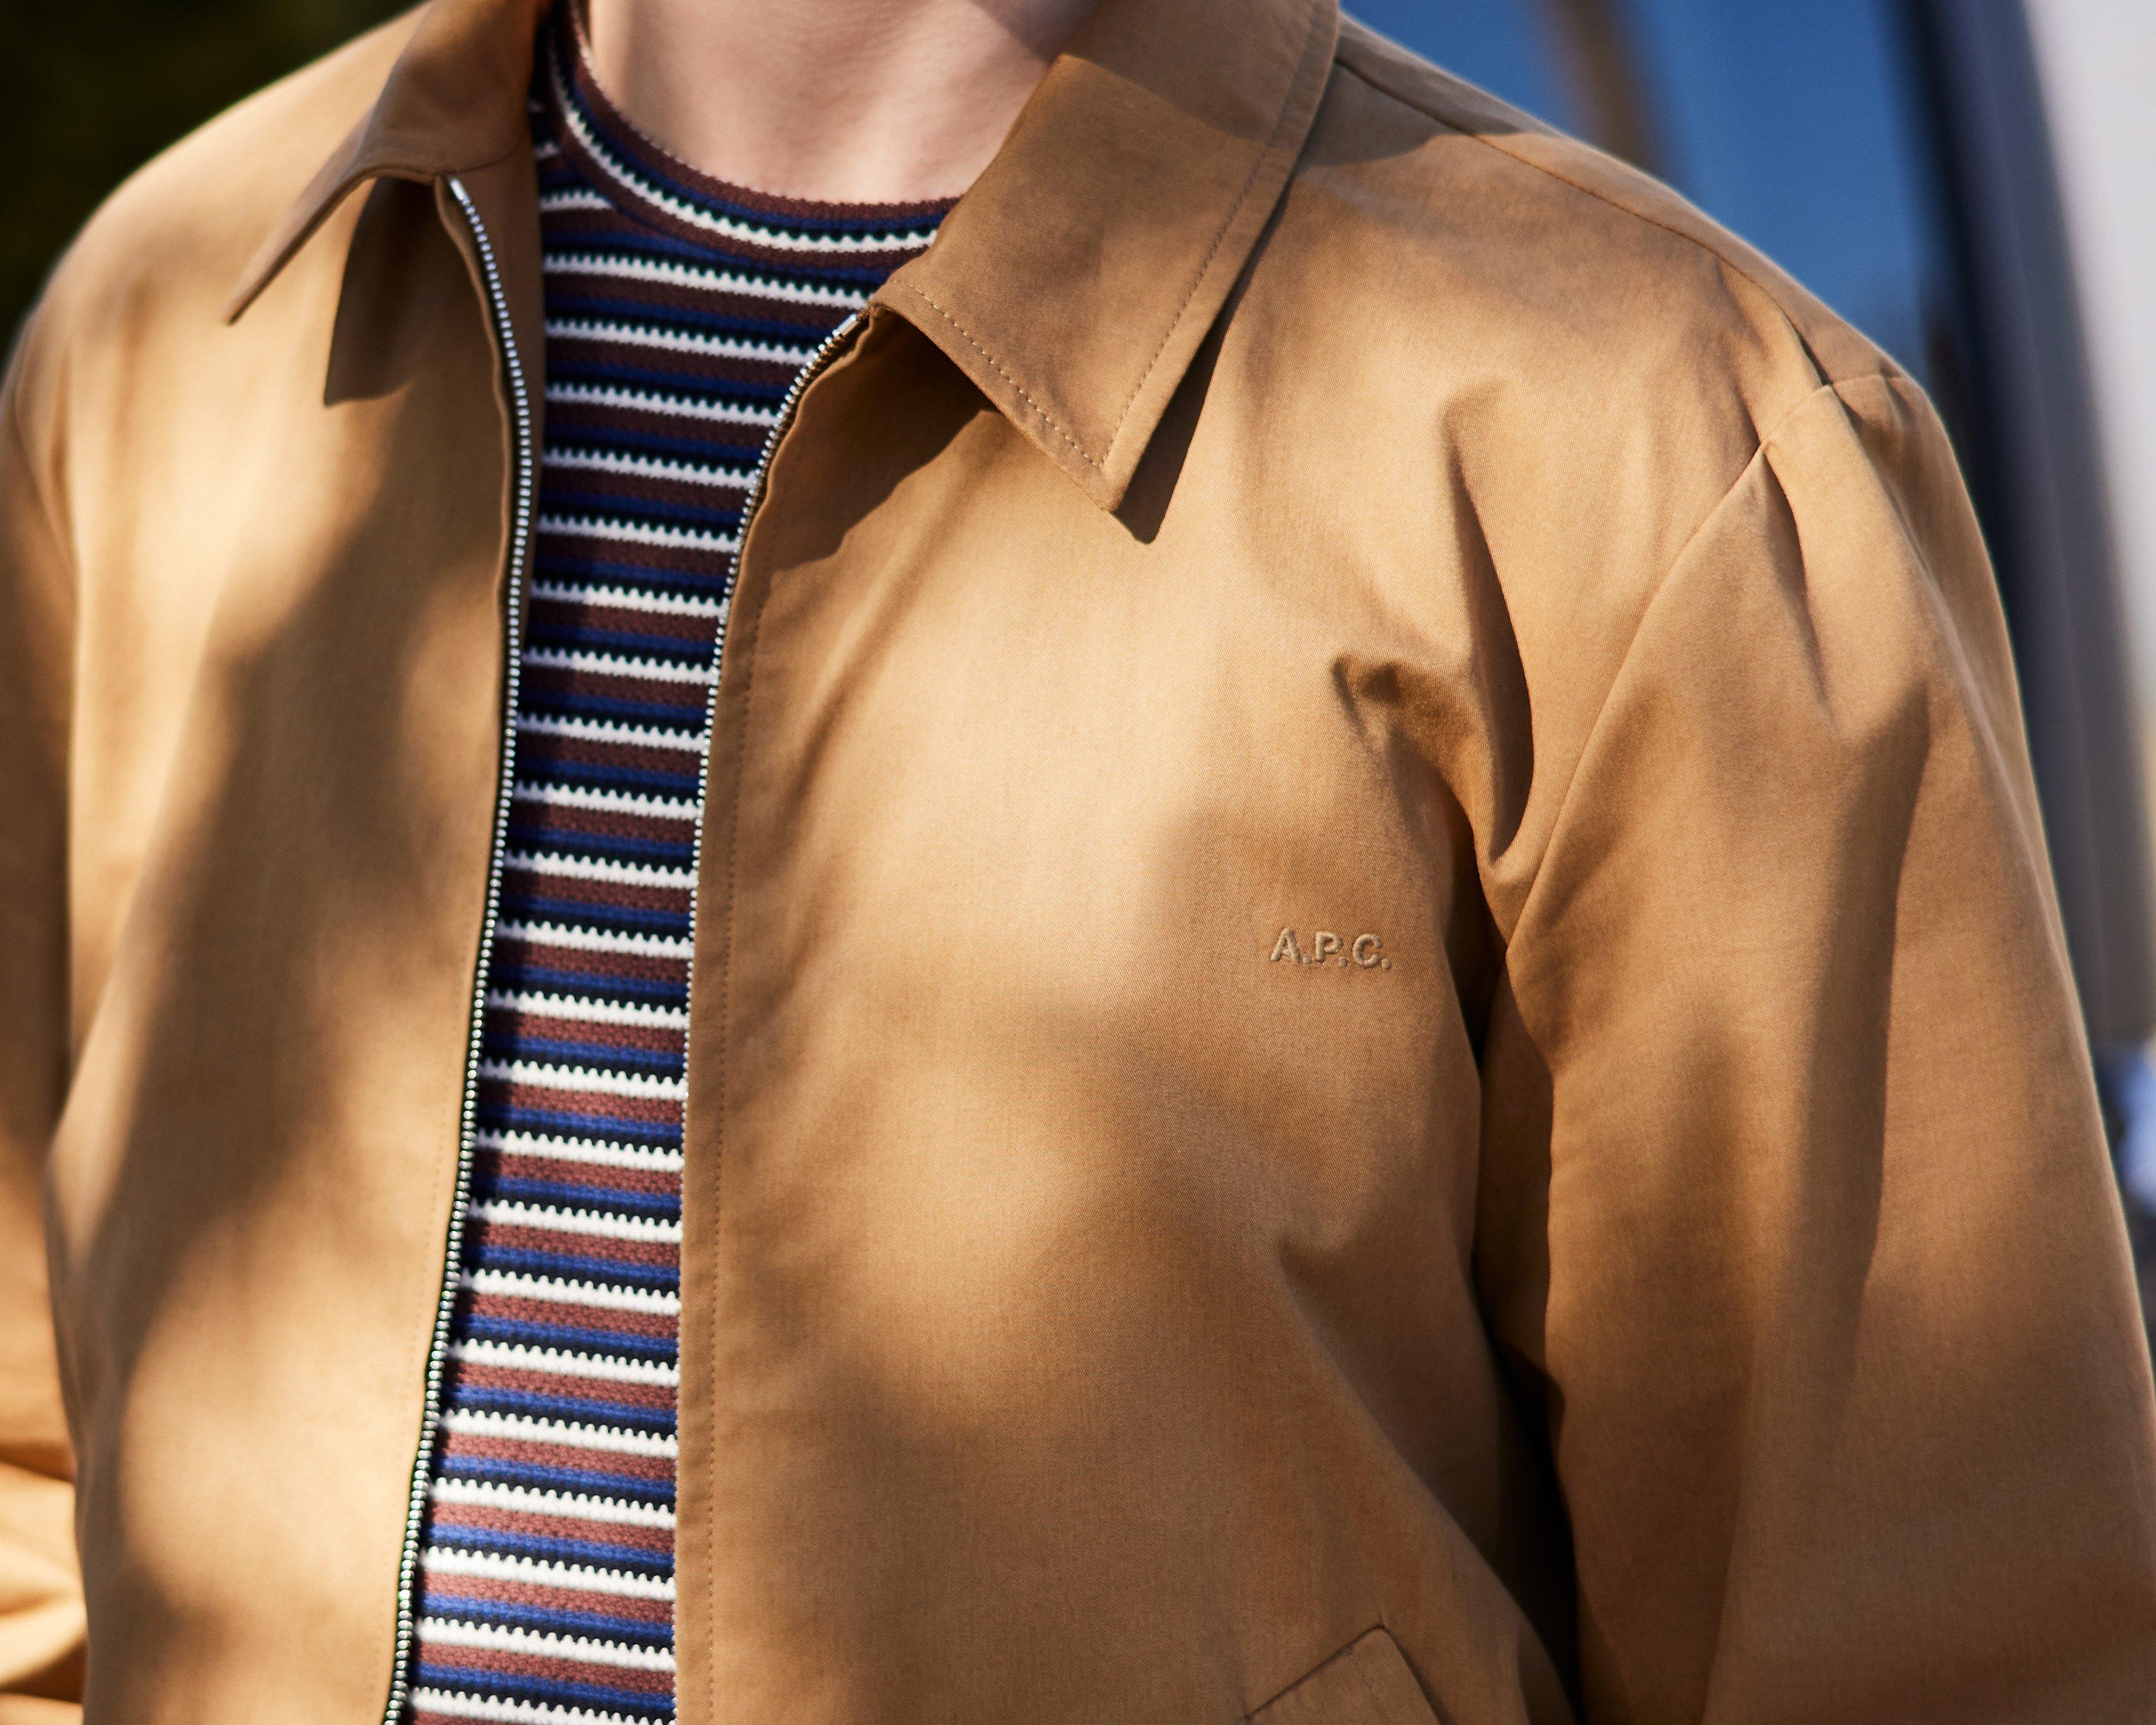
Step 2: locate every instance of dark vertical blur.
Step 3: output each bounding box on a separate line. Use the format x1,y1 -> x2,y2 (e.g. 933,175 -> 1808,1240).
1901,0 -> 2156,1054
2,0 -> 405,341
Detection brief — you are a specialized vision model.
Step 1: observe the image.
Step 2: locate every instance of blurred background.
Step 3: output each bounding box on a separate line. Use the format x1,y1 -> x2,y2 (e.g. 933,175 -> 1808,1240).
7,0 -> 2156,1304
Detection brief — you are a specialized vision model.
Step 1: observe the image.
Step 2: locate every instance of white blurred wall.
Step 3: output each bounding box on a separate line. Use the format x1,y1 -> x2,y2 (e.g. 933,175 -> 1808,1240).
2026,0 -> 2156,717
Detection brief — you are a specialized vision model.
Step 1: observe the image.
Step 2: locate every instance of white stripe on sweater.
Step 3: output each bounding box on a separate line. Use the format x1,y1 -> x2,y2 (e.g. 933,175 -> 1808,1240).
431,1477 -> 676,1528
484,988 -> 687,1025
518,646 -> 717,688
513,713 -> 708,749
541,248 -> 869,309
416,1619 -> 675,1671
442,1408 -> 678,1458
470,1202 -> 682,1245
535,506 -> 740,549
544,380 -> 777,428
452,1341 -> 678,1386
546,315 -> 817,368
407,1686 -> 647,1725
499,852 -> 696,887
479,1060 -> 685,1102
475,1129 -> 685,1174
495,918 -> 693,957
509,779 -> 699,814
529,570 -> 730,612
464,1270 -> 681,1316
421,1546 -> 676,1599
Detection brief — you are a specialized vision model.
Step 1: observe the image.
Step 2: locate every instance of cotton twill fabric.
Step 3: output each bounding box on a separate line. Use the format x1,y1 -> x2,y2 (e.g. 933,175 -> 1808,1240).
0,0 -> 2152,1721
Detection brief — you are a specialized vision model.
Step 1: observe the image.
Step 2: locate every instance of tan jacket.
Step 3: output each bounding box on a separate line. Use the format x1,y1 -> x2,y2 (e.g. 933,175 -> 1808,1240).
4,0 -> 2154,1719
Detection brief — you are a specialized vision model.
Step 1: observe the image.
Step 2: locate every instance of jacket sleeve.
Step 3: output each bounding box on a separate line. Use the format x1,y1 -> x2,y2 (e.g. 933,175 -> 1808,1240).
0,332 -> 85,1722
1475,370 -> 2156,1722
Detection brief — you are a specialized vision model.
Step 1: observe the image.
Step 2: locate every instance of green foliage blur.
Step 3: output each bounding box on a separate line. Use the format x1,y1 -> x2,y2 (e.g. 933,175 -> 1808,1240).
4,0 -> 408,343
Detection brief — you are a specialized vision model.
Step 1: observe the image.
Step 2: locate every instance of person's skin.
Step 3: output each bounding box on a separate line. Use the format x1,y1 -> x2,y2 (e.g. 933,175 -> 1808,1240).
582,0 -> 1103,204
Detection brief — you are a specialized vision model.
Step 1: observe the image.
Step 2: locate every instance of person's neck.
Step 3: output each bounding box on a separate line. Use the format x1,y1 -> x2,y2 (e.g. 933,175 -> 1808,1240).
579,0 -> 1100,205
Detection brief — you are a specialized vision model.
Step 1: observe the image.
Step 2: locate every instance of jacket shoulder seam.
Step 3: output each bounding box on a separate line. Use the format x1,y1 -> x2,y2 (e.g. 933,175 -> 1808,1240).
1499,375 -> 1894,956
1330,53 -> 1850,387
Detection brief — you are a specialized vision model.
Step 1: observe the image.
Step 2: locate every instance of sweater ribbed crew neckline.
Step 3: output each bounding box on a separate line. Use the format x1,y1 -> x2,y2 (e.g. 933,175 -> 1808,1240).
537,1 -> 960,263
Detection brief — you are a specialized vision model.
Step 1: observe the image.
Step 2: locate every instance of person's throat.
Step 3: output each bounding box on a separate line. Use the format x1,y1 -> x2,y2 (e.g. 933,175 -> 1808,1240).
579,0 -> 1102,207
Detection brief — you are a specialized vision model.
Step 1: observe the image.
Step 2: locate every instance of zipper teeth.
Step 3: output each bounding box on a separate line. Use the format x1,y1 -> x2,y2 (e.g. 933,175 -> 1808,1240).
380,173 -> 539,1725
702,308 -> 863,719
664,308 -> 864,1720
683,307 -> 864,992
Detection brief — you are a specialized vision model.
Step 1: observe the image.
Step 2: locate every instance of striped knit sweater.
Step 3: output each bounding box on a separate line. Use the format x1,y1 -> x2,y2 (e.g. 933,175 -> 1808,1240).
404,13 -> 949,1721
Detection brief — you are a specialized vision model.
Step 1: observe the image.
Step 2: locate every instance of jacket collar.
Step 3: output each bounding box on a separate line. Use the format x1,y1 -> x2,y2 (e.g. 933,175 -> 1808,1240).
229,0 -> 1339,510
878,0 -> 1338,506
227,0 -> 547,324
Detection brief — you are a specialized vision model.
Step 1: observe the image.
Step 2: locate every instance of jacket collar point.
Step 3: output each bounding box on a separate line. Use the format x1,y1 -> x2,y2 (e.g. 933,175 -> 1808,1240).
876,0 -> 1338,514
227,0 -> 546,322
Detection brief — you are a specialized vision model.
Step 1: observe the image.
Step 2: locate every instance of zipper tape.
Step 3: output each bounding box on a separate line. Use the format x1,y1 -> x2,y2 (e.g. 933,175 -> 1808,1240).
378,174 -> 539,1725
377,178 -> 866,1724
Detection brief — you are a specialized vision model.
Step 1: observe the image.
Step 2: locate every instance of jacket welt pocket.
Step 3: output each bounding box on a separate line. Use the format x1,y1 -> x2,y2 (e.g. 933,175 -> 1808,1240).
1247,1627 -> 1440,1724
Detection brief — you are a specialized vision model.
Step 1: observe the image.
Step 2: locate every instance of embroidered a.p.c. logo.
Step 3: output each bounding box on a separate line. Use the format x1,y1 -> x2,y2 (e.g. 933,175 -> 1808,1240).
1270,928 -> 1391,970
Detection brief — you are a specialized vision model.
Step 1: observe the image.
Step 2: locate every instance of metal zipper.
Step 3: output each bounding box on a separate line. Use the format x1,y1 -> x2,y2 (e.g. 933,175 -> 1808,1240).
595,306 -> 867,1712
681,299 -> 865,1046
680,303 -> 867,994
373,205 -> 861,1716
701,307 -> 866,711
377,173 -> 539,1725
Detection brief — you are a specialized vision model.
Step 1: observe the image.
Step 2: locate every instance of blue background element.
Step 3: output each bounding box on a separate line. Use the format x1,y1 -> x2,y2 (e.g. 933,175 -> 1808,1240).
1346,0 -> 1961,393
